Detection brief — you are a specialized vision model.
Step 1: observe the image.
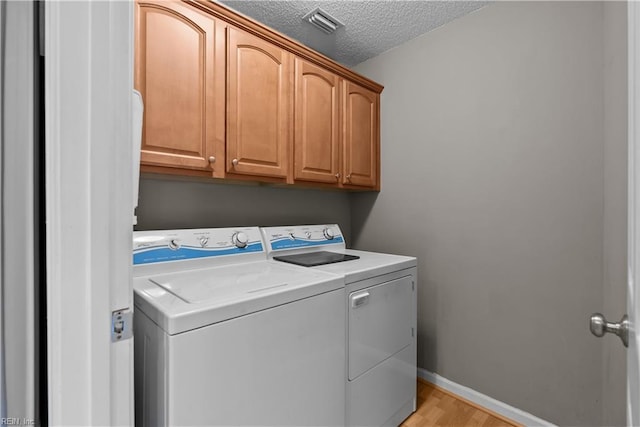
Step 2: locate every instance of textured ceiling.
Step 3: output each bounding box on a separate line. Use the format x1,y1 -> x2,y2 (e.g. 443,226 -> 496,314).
218,1 -> 488,66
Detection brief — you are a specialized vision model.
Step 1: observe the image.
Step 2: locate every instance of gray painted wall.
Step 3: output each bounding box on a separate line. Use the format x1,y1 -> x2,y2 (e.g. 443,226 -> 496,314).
352,2 -> 620,425
135,176 -> 352,243
602,2 -> 627,426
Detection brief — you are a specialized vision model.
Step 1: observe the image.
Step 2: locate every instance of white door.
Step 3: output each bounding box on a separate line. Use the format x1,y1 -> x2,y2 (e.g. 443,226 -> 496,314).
45,1 -> 135,425
595,3 -> 640,424
1,1 -> 37,423
628,3 -> 640,424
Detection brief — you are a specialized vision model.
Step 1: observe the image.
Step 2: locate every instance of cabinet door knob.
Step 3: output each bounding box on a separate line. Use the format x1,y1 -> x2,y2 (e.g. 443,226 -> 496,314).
232,158 -> 239,167
346,174 -> 351,182
335,173 -> 340,180
208,156 -> 216,164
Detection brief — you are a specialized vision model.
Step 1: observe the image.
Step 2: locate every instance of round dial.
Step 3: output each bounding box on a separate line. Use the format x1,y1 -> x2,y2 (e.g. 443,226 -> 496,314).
199,236 -> 209,247
168,239 -> 180,250
232,232 -> 249,248
323,228 -> 335,240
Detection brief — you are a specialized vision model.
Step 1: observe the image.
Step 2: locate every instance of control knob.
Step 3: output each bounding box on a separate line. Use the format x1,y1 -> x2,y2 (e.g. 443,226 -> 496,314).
323,228 -> 335,240
168,239 -> 180,250
199,236 -> 209,247
232,232 -> 249,248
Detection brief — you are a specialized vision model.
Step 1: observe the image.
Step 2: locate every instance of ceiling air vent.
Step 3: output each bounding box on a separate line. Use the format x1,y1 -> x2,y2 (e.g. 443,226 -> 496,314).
302,8 -> 344,34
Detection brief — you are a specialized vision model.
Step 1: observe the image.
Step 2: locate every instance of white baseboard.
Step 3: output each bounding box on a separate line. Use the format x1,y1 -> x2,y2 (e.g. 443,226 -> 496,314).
417,368 -> 556,427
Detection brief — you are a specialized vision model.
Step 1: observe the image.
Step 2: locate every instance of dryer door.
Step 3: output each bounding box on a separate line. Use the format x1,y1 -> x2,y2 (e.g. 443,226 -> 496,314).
348,275 -> 413,380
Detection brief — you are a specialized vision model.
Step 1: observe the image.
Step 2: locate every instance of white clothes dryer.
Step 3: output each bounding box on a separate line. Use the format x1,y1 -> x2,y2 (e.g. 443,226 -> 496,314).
261,224 -> 418,427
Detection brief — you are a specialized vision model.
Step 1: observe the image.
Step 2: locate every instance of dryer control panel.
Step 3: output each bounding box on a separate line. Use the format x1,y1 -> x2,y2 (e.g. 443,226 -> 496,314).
133,227 -> 264,265
261,224 -> 345,253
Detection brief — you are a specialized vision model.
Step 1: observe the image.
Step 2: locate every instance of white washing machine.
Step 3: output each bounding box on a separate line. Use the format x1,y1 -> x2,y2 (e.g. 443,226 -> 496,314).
132,227 -> 346,426
261,225 -> 418,427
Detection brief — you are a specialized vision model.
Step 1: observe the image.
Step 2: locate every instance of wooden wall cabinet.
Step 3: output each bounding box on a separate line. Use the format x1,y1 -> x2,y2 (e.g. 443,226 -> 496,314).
293,63 -> 380,190
294,58 -> 341,184
343,81 -> 380,189
136,0 -> 383,190
135,0 -> 225,177
227,28 -> 292,180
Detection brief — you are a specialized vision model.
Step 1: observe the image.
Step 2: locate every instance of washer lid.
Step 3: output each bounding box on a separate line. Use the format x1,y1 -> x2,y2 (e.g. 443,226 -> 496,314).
134,261 -> 344,335
149,262 -> 324,304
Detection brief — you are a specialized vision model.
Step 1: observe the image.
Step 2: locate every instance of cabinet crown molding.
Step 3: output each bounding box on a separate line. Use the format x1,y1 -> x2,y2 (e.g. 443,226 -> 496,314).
184,0 -> 384,94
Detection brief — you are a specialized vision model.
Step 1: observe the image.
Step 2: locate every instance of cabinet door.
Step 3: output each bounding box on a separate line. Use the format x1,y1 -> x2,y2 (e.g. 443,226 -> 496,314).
294,59 -> 340,184
227,28 -> 291,179
343,81 -> 379,189
135,1 -> 224,175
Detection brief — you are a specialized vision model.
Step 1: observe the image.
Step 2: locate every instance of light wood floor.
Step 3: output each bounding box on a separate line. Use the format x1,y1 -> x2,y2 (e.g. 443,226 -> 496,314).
400,379 -> 522,427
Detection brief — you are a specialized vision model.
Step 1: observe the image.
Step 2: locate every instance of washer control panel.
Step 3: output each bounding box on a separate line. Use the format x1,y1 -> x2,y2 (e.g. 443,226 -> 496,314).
261,224 -> 345,252
133,227 -> 264,265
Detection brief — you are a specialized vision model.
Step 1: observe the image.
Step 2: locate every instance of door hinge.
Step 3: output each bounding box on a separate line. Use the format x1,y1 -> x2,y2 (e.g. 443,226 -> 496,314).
411,327 -> 414,337
412,280 -> 415,291
111,308 -> 133,342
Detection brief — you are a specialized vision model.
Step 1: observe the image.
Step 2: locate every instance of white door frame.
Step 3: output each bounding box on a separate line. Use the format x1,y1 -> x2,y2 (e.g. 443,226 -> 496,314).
45,1 -> 134,425
629,2 -> 640,425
